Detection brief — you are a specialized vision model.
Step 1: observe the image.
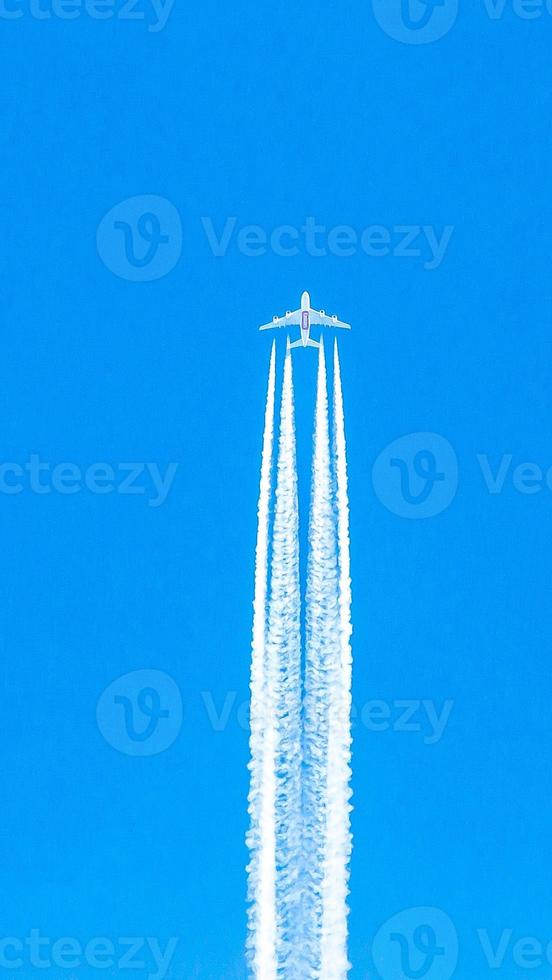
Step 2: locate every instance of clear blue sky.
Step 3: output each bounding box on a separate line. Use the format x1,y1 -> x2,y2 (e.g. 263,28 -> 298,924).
2,2 -> 552,978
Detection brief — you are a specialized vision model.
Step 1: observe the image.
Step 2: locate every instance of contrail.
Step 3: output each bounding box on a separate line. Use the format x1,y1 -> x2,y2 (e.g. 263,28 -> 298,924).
303,339 -> 341,977
246,342 -> 277,980
265,345 -> 303,976
247,337 -> 353,979
319,340 -> 353,979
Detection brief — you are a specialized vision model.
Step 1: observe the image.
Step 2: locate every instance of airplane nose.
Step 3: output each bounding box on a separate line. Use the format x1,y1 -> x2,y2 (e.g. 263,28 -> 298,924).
301,290 -> 310,309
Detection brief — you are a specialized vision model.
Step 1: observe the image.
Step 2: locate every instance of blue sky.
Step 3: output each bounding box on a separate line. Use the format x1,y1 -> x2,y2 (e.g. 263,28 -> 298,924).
2,1 -> 552,978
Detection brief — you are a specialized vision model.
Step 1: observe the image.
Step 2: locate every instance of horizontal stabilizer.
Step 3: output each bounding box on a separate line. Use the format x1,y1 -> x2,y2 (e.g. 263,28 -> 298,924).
289,339 -> 303,349
307,338 -> 321,348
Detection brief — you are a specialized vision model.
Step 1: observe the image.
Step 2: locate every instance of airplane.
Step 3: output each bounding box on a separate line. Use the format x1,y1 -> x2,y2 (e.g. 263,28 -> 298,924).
259,291 -> 351,349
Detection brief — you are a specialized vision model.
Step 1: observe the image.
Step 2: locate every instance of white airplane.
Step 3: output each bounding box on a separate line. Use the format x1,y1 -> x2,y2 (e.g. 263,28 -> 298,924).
259,291 -> 351,349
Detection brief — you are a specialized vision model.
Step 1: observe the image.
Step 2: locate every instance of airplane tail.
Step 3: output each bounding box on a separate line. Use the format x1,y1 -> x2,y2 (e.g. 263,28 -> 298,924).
289,338 -> 320,350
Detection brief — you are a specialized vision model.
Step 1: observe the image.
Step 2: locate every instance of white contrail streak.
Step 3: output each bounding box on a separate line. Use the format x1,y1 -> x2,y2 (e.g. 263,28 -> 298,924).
319,339 -> 353,978
248,337 -> 353,979
303,339 -> 341,978
247,342 -> 277,980
266,346 -> 302,977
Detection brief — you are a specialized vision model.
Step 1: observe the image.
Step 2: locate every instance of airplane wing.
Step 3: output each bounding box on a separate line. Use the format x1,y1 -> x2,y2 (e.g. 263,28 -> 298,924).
309,309 -> 351,330
259,308 -> 301,331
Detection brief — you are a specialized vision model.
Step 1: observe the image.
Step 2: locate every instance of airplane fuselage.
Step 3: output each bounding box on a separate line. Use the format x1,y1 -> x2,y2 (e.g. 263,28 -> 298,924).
300,291 -> 311,346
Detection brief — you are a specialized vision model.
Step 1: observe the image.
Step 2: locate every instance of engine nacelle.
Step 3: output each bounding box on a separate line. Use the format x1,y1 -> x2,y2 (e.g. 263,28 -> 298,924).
320,309 -> 325,315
